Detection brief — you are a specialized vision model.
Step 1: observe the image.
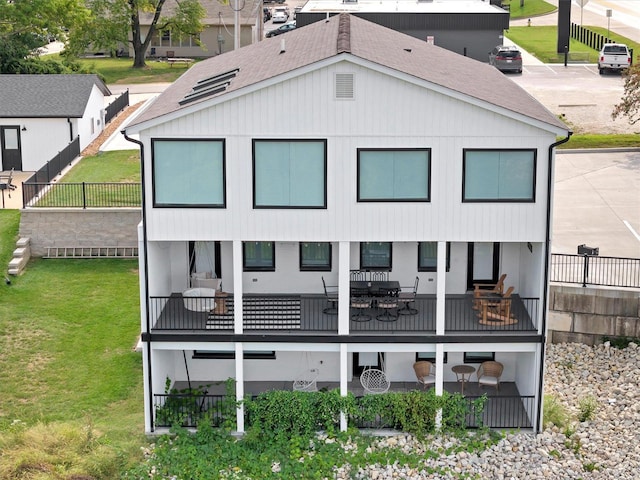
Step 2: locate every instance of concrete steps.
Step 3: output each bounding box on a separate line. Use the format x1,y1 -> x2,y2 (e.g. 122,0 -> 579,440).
8,237 -> 31,276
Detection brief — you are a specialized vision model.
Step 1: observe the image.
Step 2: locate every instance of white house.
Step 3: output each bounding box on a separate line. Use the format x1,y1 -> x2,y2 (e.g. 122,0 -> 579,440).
0,74 -> 111,172
124,13 -> 570,434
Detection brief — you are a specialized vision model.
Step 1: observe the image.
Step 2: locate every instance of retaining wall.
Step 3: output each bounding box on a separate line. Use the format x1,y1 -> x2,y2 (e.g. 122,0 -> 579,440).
19,209 -> 141,257
548,284 -> 640,345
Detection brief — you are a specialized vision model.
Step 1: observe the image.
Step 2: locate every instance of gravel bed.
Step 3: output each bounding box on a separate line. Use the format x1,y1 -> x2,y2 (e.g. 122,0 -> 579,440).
334,342 -> 640,479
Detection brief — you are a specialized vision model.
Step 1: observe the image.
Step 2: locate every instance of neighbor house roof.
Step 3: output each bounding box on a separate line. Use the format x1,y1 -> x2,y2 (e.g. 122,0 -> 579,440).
0,74 -> 111,118
130,13 -> 567,132
301,0 -> 506,14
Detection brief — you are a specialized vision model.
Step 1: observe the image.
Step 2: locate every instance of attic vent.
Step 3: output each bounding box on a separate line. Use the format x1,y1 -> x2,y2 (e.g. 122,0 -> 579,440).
335,73 -> 354,99
179,68 -> 240,105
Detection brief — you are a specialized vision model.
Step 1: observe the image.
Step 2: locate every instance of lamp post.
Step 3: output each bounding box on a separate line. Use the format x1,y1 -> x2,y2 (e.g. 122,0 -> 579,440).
606,9 -> 612,40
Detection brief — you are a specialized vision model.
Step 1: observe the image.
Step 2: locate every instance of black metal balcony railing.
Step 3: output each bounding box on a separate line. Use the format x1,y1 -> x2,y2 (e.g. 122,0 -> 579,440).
149,294 -> 539,334
551,253 -> 640,288
153,393 -> 535,430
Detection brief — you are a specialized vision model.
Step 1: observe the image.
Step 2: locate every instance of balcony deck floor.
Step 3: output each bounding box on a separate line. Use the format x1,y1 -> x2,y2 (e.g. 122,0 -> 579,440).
152,293 -> 537,334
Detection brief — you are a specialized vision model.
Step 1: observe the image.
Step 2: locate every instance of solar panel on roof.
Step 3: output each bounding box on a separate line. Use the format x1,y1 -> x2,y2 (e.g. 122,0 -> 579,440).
179,68 -> 240,105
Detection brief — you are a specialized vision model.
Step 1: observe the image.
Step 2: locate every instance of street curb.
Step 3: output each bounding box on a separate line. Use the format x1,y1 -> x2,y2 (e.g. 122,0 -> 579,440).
558,147 -> 640,154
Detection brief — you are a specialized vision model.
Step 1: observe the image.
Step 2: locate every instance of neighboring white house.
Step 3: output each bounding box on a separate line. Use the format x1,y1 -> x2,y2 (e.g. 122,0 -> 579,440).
0,74 -> 111,172
124,13 -> 570,434
137,0 -> 259,59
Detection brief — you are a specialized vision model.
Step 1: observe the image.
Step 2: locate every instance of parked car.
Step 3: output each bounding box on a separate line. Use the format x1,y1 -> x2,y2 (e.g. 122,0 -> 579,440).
266,21 -> 296,37
488,45 -> 523,73
263,7 -> 272,21
274,6 -> 290,17
598,43 -> 631,75
272,11 -> 288,23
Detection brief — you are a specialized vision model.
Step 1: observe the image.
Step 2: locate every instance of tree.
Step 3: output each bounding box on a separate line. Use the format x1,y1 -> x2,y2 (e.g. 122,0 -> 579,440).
0,0 -> 90,73
68,0 -> 206,68
612,64 -> 640,125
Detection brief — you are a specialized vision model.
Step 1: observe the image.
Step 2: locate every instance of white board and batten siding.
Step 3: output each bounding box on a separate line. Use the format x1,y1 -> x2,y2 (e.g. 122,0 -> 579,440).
141,62 -> 556,244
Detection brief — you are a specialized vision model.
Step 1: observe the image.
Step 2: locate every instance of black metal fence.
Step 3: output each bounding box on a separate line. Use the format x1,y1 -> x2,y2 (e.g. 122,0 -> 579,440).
550,254 -> 640,288
104,89 -> 130,124
22,137 -> 80,205
154,393 -> 228,428
570,23 -> 614,52
23,182 -> 141,208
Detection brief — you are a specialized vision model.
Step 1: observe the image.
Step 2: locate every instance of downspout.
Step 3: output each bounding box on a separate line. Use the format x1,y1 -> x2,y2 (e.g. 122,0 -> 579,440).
67,118 -> 73,142
122,130 -> 154,432
536,130 -> 572,432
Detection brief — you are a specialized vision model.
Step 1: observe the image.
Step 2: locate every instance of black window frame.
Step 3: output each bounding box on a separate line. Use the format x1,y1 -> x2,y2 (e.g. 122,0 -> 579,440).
192,350 -> 276,359
359,242 -> 392,270
417,242 -> 451,272
243,241 -> 276,272
462,148 -> 537,203
252,138 -> 328,209
357,147 -> 431,202
463,352 -> 495,363
415,352 -> 448,364
151,138 -> 227,208
299,242 -> 332,272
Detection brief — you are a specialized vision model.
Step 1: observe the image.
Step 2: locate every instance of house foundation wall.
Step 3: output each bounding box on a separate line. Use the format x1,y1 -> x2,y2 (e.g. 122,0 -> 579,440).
19,209 -> 140,257
548,285 -> 640,345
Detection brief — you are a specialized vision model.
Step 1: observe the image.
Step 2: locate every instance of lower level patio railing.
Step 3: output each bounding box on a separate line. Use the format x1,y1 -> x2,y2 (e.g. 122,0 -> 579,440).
153,392 -> 535,430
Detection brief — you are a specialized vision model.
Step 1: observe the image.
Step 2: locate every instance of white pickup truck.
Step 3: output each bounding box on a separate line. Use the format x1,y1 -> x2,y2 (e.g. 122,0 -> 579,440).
598,43 -> 631,75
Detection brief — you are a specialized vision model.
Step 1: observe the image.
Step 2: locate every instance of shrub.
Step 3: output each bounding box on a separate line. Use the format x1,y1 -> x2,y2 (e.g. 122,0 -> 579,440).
543,394 -> 569,429
578,395 -> 597,422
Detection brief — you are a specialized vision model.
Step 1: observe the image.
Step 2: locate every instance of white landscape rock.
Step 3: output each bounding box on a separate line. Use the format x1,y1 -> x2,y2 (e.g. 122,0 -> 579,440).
336,342 -> 640,479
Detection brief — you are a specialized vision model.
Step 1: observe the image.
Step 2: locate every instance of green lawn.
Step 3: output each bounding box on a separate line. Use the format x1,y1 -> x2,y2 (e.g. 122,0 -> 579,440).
503,0 -> 556,20
0,226 -> 144,477
507,25 -> 640,64
559,134 -> 640,149
34,150 -> 142,207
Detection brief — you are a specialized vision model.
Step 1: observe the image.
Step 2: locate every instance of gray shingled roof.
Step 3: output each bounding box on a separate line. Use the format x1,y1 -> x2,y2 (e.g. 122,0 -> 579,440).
130,13 -> 567,132
0,74 -> 111,118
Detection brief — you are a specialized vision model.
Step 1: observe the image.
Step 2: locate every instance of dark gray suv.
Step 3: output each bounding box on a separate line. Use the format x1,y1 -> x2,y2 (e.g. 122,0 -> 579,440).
489,45 -> 523,73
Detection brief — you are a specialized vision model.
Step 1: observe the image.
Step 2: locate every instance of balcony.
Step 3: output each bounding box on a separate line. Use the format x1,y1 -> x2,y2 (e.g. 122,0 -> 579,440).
149,293 -> 539,336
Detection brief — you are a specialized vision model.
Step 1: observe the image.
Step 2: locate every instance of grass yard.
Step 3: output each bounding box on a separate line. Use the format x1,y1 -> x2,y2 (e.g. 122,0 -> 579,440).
559,134 -> 640,149
0,218 -> 145,478
33,150 -> 142,208
506,26 -> 598,62
51,55 -> 193,84
502,0 -> 556,20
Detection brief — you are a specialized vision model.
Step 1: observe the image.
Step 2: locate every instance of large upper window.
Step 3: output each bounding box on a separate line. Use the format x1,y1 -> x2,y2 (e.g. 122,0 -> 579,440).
243,242 -> 275,271
253,140 -> 326,208
360,242 -> 392,270
357,148 -> 430,202
152,139 -> 225,207
463,149 -> 536,202
300,243 -> 332,271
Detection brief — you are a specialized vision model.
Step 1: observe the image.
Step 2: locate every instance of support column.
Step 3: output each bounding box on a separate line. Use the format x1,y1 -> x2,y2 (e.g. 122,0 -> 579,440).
235,342 -> 244,433
339,343 -> 348,432
436,241 -> 447,335
232,240 -> 243,334
338,241 -> 350,335
435,344 -> 444,429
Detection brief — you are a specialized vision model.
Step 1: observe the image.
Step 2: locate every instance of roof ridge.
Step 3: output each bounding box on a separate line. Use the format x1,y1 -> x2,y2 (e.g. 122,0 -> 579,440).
337,13 -> 350,54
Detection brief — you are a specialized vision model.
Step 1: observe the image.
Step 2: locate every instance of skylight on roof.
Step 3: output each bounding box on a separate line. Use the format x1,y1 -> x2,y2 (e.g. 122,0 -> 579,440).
179,68 -> 240,105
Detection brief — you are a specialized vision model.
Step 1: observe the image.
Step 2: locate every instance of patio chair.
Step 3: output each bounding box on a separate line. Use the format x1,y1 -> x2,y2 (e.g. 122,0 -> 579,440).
376,296 -> 398,322
370,270 -> 389,281
350,269 -> 365,281
322,276 -> 338,314
360,353 -> 390,394
478,286 -> 517,325
413,361 -> 435,389
477,360 -> 504,392
472,273 -> 507,310
0,168 -> 16,196
293,367 -> 319,392
351,296 -> 372,322
398,276 -> 419,315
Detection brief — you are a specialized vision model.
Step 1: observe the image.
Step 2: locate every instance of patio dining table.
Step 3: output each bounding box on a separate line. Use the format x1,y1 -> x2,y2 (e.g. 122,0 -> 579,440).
350,280 -> 400,297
